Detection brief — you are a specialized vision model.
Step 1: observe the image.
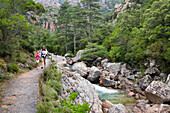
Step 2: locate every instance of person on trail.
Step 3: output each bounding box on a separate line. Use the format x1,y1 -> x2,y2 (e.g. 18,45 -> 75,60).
41,46 -> 48,69
35,50 -> 41,70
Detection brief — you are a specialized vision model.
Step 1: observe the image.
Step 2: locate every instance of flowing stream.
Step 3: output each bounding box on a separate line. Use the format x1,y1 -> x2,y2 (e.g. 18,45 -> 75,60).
92,84 -> 136,108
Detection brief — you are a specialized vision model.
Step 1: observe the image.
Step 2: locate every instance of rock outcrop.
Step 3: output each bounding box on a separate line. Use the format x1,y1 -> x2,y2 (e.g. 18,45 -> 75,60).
54,56 -> 103,113
72,62 -> 88,77
145,81 -> 170,104
102,78 -> 117,87
108,104 -> 128,113
105,63 -> 121,75
72,50 -> 84,62
87,66 -> 101,83
137,75 -> 153,90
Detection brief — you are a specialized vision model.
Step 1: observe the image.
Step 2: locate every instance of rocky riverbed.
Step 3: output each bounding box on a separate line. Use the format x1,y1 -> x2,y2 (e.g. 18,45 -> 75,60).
50,50 -> 170,113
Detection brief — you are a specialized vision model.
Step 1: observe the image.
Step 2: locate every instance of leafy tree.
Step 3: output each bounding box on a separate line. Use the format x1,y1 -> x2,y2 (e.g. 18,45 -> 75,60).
104,0 -> 170,73
0,0 -> 45,56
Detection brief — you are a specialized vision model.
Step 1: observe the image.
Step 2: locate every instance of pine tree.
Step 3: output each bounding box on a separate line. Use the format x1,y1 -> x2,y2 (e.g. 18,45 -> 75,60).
57,0 -> 71,52
69,3 -> 87,54
81,0 -> 102,42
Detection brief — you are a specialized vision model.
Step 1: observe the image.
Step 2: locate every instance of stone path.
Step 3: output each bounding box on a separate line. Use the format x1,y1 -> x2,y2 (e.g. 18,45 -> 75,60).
0,59 -> 50,113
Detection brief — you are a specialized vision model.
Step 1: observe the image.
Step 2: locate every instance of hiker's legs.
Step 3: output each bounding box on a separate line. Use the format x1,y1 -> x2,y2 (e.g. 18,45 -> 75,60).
41,58 -> 44,68
44,58 -> 46,68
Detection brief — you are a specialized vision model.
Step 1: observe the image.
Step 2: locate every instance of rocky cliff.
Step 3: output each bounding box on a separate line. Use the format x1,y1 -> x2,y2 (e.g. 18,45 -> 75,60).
34,0 -> 121,7
34,0 -> 124,32
52,55 -> 103,113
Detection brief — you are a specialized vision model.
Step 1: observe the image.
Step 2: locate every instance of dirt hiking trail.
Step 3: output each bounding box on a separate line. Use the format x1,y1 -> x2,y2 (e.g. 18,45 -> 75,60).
0,59 -> 51,113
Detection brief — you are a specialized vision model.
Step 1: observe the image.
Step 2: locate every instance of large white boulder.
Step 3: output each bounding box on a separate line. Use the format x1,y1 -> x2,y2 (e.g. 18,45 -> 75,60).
145,81 -> 170,104
72,62 -> 88,77
87,66 -> 101,83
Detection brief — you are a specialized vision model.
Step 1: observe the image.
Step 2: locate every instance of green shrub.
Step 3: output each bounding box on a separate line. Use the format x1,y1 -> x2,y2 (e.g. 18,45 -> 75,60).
60,93 -> 90,113
55,106 -> 74,113
7,63 -> 19,73
81,43 -> 109,66
44,65 -> 62,81
37,102 -> 53,113
28,65 -> 33,70
5,74 -> 14,79
46,79 -> 63,93
42,84 -> 59,100
17,59 -> 27,64
31,57 -> 35,62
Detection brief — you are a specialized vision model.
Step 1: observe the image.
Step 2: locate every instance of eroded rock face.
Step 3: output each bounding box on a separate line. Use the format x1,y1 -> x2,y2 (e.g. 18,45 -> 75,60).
144,67 -> 159,76
101,59 -> 109,68
108,104 -> 128,113
137,75 -> 153,90
72,62 -> 88,77
121,64 -> 131,77
118,76 -> 134,90
87,66 -> 101,83
55,57 -> 103,113
72,50 -> 84,62
145,81 -> 170,104
105,63 -> 121,76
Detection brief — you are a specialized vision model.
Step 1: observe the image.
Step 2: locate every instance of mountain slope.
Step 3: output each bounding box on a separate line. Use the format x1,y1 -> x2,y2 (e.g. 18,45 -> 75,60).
34,0 -> 124,31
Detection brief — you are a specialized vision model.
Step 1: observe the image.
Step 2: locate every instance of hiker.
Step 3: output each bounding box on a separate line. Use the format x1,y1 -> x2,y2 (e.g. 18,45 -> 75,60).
35,50 -> 41,69
41,46 -> 48,69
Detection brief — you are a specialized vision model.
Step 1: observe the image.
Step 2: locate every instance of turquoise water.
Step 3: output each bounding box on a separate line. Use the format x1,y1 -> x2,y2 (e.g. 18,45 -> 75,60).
92,84 -> 136,105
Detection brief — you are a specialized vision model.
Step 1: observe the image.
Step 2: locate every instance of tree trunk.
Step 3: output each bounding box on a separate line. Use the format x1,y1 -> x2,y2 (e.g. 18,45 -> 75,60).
65,24 -> 68,52
74,27 -> 76,54
89,24 -> 92,43
89,5 -> 92,42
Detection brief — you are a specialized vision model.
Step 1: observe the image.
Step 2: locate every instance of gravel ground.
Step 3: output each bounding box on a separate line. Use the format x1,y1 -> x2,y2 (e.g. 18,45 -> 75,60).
0,59 -> 51,113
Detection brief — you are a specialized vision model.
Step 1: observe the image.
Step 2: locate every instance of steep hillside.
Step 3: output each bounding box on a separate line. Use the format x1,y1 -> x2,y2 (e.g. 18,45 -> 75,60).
34,0 -> 124,31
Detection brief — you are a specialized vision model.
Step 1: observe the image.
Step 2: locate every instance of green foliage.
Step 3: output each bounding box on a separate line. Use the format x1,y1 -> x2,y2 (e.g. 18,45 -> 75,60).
42,84 -> 59,100
37,101 -> 54,113
28,65 -> 33,70
59,92 -> 90,113
17,59 -> 27,64
81,43 -> 109,65
0,0 -> 45,58
104,0 -> 170,72
7,63 -> 19,73
57,1 -> 71,52
46,79 -> 63,93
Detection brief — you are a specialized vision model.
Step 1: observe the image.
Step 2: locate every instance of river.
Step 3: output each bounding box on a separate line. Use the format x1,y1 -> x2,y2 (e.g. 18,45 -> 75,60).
92,84 -> 136,108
